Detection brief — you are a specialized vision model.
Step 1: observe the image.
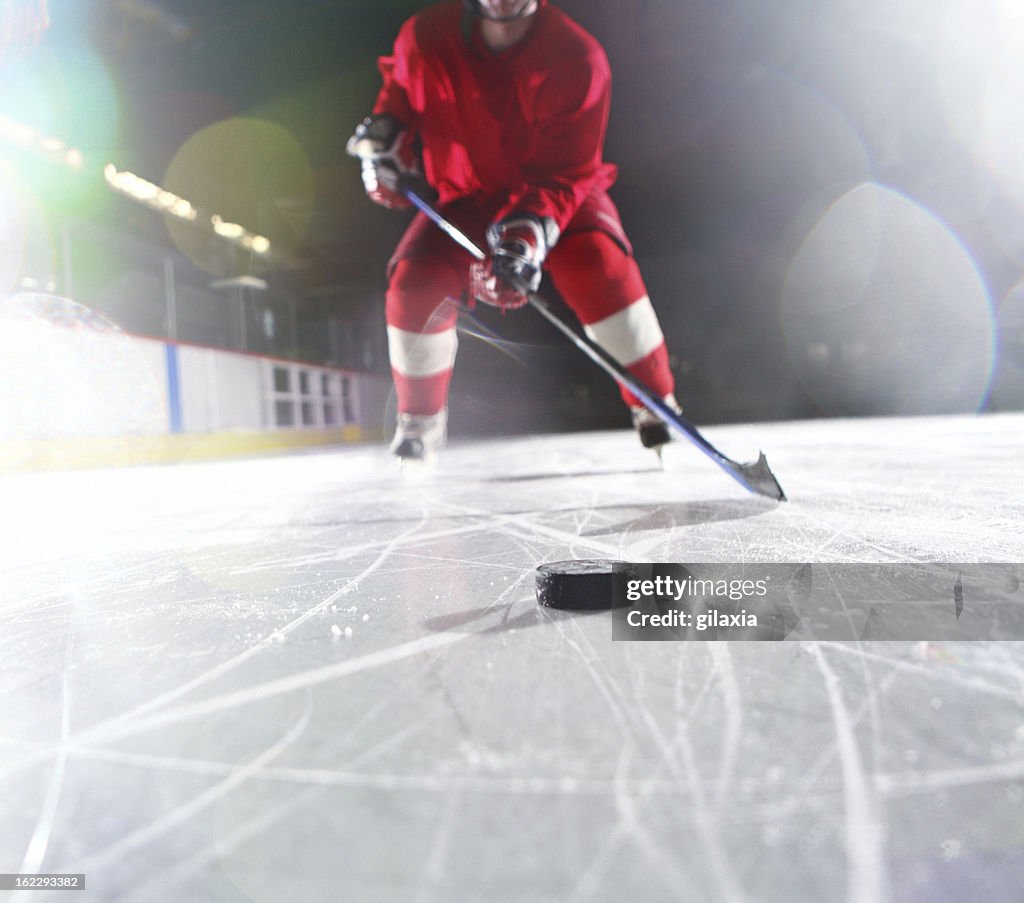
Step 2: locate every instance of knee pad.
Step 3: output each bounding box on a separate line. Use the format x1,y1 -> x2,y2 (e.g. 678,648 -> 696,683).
546,231 -> 648,325
386,256 -> 464,333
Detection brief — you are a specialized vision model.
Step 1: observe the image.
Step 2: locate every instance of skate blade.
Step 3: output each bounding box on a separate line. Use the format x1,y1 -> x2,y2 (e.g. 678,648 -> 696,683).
397,454 -> 438,483
655,441 -> 684,472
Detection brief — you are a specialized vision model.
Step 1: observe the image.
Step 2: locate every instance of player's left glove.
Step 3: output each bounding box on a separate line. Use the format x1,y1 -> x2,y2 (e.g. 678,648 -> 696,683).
470,215 -> 560,310
345,114 -> 421,210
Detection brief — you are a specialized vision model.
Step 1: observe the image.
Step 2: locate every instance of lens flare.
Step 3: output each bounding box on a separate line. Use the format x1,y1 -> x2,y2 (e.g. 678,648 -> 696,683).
0,38 -> 119,174
0,294 -> 165,447
936,1 -> 1024,210
781,182 -> 996,415
457,313 -> 553,370
0,161 -> 56,295
978,30 -> 1024,207
719,70 -> 872,209
163,118 -> 313,275
998,279 -> 1024,374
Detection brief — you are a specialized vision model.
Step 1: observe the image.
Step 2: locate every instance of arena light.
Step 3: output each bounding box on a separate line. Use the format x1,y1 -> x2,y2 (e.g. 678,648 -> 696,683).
212,214 -> 272,257
104,168 -> 269,254
0,116 -> 85,170
103,164 -> 198,222
211,215 -> 245,239
1,113 -> 269,255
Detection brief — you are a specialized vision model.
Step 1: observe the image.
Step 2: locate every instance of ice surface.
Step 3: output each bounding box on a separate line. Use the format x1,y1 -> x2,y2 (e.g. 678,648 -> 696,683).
1,413 -> 1023,902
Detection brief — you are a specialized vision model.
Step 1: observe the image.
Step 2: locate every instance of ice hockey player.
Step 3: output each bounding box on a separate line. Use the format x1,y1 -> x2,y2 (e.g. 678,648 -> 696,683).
347,0 -> 681,461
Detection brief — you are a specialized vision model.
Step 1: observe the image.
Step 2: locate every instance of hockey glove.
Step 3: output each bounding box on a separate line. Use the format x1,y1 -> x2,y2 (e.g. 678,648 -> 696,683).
471,215 -> 560,310
346,114 -> 421,210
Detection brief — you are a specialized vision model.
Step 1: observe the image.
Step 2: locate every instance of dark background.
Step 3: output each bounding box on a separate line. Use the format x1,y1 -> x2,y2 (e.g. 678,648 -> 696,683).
6,0 -> 1024,434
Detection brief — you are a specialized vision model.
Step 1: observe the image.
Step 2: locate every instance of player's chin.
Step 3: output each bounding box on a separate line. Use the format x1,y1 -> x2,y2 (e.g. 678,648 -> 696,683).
480,0 -> 536,19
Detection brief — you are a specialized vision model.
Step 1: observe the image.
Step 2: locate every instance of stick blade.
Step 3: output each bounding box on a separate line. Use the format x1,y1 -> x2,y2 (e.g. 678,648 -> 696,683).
734,452 -> 787,501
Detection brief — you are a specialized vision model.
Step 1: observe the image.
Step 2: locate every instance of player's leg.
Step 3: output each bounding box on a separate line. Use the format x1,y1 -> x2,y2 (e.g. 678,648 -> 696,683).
545,228 -> 680,448
384,204 -> 489,460
385,252 -> 464,460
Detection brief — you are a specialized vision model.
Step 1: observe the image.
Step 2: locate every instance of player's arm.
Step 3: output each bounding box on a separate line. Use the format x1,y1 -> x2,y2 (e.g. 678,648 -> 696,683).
502,46 -> 614,229
346,19 -> 423,210
475,47 -> 612,309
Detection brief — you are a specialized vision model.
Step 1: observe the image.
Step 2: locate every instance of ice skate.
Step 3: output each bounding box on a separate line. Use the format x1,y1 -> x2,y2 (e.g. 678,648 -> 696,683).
631,395 -> 681,453
390,409 -> 447,465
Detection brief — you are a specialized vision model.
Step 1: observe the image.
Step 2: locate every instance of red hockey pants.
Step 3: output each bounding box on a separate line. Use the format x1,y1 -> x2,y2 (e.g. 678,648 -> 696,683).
384,193 -> 675,416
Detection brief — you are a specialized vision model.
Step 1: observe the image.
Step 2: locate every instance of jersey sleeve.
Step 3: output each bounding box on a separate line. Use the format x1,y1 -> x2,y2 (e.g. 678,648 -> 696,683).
498,45 -> 616,233
372,17 -> 419,129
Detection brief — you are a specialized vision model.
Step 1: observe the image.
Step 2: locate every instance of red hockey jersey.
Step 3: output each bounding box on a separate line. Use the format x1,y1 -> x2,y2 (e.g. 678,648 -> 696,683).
373,0 -> 619,231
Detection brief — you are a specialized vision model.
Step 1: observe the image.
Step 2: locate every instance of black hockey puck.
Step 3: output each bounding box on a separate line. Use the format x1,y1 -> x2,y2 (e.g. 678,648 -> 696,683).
535,559 -> 640,611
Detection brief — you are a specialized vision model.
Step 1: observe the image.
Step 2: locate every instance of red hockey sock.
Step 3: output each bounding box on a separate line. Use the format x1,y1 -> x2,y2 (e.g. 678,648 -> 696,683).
547,231 -> 675,406
385,257 -> 464,415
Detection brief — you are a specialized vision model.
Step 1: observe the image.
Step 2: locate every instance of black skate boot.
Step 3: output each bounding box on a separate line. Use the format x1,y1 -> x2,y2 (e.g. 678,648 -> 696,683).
630,395 -> 681,451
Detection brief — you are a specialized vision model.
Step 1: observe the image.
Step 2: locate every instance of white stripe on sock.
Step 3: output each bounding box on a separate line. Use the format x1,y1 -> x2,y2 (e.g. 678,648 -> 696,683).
583,295 -> 664,366
387,326 -> 458,378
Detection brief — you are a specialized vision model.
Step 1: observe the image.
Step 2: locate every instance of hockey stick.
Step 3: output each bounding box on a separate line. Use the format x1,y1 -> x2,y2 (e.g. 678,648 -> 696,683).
402,185 -> 786,501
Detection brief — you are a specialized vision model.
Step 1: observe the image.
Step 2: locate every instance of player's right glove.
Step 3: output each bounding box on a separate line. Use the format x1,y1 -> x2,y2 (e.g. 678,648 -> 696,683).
470,214 -> 559,310
345,114 -> 421,210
